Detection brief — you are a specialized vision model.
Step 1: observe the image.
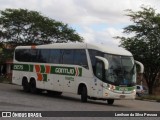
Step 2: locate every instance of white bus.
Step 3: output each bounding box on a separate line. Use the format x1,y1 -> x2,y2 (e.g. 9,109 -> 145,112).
12,43 -> 144,105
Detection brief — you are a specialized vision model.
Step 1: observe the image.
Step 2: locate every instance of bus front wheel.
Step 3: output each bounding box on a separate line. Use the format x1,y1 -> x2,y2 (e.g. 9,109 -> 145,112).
107,99 -> 114,105
81,86 -> 88,102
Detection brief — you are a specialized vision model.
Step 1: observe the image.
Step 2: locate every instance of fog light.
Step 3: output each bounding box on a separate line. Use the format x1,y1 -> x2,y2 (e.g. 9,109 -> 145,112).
105,93 -> 108,96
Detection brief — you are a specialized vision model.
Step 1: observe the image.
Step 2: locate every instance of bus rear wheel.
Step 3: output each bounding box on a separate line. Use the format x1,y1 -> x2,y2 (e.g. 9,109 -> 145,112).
107,99 -> 114,105
22,78 -> 30,92
81,86 -> 88,102
30,79 -> 37,94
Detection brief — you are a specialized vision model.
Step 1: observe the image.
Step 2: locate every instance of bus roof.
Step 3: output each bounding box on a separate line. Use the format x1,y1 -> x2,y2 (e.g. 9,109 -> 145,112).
16,43 -> 132,56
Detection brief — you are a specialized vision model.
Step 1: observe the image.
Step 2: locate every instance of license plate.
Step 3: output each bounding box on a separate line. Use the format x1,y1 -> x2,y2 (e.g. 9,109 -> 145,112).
120,95 -> 125,99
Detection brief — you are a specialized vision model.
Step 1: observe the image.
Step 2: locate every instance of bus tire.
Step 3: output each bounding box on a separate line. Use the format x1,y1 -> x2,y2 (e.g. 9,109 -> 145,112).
81,86 -> 87,102
29,79 -> 37,94
22,78 -> 30,92
107,99 -> 114,105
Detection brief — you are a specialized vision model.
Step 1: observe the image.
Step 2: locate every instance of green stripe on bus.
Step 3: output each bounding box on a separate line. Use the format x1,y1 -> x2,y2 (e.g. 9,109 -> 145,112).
43,74 -> 47,81
29,65 -> 34,72
13,64 -> 29,71
40,65 -> 45,73
115,86 -> 135,91
78,68 -> 82,76
13,64 -> 82,76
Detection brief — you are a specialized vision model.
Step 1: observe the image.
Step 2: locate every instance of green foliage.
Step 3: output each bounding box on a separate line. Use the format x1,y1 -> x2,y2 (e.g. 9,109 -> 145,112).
0,42 -> 13,64
0,47 -> 13,63
0,8 -> 83,47
136,95 -> 160,102
116,6 -> 160,94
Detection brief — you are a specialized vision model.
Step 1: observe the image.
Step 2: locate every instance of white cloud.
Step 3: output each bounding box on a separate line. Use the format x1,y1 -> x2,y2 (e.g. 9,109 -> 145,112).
80,26 -> 124,46
0,0 -> 160,46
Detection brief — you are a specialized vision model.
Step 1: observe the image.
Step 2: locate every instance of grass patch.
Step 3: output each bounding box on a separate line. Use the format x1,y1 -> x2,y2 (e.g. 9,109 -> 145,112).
0,76 -> 12,84
136,95 -> 160,102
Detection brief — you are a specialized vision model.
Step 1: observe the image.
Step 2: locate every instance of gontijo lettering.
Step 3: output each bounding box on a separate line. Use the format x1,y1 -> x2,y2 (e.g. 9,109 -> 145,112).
55,68 -> 74,74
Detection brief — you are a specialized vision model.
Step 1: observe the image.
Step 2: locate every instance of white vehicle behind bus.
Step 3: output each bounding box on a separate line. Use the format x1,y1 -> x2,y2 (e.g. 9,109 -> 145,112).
12,43 -> 144,105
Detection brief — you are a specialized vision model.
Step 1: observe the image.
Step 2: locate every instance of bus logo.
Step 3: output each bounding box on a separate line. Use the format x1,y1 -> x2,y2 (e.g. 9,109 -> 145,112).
55,68 -> 74,75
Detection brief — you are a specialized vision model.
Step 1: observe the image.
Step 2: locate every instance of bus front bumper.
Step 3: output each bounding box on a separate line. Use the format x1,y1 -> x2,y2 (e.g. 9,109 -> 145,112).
103,90 -> 136,100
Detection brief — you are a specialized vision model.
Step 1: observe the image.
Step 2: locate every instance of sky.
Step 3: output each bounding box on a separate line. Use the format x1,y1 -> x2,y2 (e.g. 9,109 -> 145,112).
0,0 -> 160,46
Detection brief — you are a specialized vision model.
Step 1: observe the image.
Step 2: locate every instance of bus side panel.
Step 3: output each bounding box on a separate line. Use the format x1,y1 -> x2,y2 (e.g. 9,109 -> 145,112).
45,74 -> 63,92
12,70 -> 30,85
12,70 -> 22,85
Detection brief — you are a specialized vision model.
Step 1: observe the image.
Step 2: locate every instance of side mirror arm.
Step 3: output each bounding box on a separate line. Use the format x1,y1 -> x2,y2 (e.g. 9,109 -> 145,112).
135,60 -> 144,73
95,56 -> 109,70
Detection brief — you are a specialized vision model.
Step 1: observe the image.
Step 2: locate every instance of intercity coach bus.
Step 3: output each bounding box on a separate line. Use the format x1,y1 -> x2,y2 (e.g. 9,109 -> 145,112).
12,43 -> 144,105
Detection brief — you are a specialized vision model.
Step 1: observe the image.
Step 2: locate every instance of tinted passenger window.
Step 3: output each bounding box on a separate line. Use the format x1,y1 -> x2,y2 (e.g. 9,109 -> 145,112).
74,49 -> 88,68
15,49 -> 32,62
88,49 -> 103,73
62,49 -> 74,64
15,48 -> 88,69
88,49 -> 103,66
37,49 -> 50,63
15,49 -> 23,61
30,49 -> 38,62
49,49 -> 61,64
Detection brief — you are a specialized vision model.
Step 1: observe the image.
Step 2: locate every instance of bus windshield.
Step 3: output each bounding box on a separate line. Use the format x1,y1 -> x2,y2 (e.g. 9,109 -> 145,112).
104,54 -> 136,86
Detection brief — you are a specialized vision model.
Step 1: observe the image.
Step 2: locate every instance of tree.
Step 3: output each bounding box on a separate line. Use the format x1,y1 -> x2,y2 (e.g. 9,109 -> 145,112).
116,6 -> 160,94
0,48 -> 13,64
0,8 -> 83,47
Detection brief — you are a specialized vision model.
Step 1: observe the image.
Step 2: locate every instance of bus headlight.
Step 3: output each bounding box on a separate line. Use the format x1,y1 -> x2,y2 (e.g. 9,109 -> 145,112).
108,84 -> 115,91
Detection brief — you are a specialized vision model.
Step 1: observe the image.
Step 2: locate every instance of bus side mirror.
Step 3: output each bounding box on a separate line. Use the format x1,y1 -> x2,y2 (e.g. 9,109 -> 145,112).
135,60 -> 144,73
95,56 -> 109,70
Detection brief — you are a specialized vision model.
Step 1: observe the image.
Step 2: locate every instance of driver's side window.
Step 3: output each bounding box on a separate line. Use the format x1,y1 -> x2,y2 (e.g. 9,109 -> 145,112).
96,62 -> 103,80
